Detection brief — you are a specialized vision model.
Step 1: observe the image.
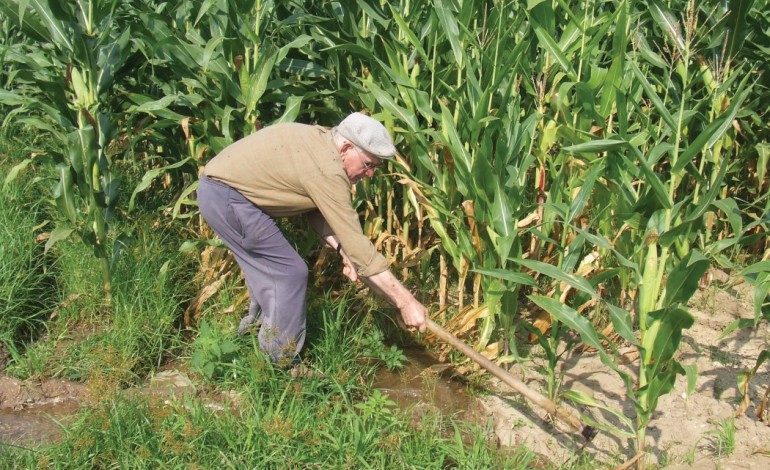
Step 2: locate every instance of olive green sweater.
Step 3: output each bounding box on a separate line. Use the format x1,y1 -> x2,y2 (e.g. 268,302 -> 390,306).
204,123 -> 388,277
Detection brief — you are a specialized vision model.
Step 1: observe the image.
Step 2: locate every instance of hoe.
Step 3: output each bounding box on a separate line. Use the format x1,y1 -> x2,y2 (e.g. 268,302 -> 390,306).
425,318 -> 597,441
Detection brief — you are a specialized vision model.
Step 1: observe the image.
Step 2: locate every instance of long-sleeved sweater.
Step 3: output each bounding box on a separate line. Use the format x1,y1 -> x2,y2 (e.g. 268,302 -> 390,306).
203,122 -> 388,277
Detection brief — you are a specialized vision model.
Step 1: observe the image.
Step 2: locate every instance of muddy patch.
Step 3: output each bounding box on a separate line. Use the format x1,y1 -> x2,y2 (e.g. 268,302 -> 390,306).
0,402 -> 79,446
0,371 -> 201,447
0,377 -> 88,447
372,346 -> 472,417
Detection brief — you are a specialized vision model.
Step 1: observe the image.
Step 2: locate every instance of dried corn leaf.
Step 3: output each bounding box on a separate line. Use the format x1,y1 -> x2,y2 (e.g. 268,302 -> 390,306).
446,304 -> 489,338
619,348 -> 640,365
756,385 -> 770,422
529,309 -> 552,342
736,369 -> 753,417
518,210 -> 539,228
49,293 -> 83,320
481,342 -> 499,361
184,272 -> 232,325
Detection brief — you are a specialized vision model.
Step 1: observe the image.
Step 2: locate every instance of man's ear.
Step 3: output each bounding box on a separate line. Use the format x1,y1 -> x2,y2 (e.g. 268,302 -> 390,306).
339,141 -> 353,158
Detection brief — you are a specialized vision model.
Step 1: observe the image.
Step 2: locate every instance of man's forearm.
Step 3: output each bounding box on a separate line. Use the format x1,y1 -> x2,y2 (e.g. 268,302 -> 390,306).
322,234 -> 341,251
363,270 -> 416,308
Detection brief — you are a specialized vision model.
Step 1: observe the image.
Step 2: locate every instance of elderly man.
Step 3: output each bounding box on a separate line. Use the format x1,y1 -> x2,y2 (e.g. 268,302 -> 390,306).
198,112 -> 428,365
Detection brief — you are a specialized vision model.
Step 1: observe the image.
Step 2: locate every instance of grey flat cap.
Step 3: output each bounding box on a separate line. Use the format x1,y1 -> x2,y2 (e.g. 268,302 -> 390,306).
336,112 -> 397,158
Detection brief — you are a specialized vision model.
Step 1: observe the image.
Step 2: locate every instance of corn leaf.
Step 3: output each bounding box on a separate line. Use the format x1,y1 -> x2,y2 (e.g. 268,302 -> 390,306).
44,226 -> 74,254
563,139 -> 627,153
646,1 -> 685,54
561,389 -> 635,437
664,250 -> 709,307
364,81 -> 420,133
26,0 -> 73,52
530,295 -> 604,350
724,0 -> 755,58
629,61 -> 678,132
530,22 -> 578,81
567,159 -> 605,224
129,157 -> 194,212
434,0 -> 464,66
473,268 -> 537,287
674,85 -> 749,173
599,0 -> 628,118
53,164 -> 77,224
629,145 -> 672,209
642,307 -> 694,376
514,258 -> 599,300
606,304 -> 637,345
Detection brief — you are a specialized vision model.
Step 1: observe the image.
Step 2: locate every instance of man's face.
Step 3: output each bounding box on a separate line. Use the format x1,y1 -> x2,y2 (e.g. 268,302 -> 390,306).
342,143 -> 383,183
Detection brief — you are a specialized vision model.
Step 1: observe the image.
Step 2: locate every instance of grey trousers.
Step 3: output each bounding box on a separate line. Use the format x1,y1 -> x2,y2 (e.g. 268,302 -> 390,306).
198,174 -> 308,363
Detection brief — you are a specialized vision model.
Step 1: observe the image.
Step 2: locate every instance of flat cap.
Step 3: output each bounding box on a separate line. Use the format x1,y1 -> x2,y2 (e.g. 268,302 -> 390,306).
336,112 -> 397,158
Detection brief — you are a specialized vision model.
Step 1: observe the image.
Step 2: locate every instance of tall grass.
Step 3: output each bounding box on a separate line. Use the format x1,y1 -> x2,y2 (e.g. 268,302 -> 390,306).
6,220 -> 191,385
0,133 -> 55,365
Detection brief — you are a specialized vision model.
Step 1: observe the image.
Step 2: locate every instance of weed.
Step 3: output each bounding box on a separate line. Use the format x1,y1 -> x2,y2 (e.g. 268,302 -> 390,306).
0,157 -> 55,363
709,346 -> 741,369
706,417 -> 736,457
420,367 -> 439,403
683,444 -> 698,465
190,319 -> 241,381
358,325 -> 407,371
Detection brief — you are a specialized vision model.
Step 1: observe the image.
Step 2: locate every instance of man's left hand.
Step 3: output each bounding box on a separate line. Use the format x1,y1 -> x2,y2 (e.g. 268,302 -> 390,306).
340,250 -> 358,282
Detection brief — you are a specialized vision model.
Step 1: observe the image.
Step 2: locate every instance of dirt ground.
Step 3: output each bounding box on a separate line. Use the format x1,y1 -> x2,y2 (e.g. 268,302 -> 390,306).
473,275 -> 770,469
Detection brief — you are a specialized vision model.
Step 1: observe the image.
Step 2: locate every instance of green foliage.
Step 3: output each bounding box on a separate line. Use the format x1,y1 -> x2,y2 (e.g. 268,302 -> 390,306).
0,0 -> 144,300
1,1 -> 769,465
5,221 -> 188,383
359,326 -> 408,371
736,349 -> 769,418
191,319 -> 241,381
8,380 -> 531,469
0,288 -> 534,470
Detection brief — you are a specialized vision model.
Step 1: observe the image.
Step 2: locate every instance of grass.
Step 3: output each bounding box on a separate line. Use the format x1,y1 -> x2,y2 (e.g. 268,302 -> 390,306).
0,292 -> 542,469
706,418 -> 736,458
0,139 -> 56,366
5,219 -> 191,386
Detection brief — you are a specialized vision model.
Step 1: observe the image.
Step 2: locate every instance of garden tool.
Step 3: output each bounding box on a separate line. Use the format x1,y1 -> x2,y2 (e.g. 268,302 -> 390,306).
425,318 -> 596,441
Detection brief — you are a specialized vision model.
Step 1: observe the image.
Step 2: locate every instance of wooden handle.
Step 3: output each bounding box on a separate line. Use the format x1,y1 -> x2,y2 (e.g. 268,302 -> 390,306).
426,318 -> 590,436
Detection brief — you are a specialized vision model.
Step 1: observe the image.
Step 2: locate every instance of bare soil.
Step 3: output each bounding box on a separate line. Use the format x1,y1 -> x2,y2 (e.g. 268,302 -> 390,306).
474,277 -> 770,469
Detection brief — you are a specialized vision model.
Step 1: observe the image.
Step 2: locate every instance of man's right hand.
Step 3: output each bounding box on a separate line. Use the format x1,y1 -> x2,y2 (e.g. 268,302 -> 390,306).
363,270 -> 429,333
400,299 -> 427,333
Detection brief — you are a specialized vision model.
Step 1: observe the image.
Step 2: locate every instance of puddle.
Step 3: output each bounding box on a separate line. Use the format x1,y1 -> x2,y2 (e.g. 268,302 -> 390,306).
372,347 -> 472,416
0,401 -> 79,447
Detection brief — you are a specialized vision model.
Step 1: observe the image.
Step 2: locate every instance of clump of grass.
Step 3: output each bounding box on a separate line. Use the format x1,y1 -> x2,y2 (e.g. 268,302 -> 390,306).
706,417 -> 736,457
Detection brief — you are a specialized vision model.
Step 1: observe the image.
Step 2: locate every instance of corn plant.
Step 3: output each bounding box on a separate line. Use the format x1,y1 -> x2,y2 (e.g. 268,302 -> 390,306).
126,0 -> 372,222
525,0 -> 764,464
341,1 -> 541,356
0,0 -> 140,302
